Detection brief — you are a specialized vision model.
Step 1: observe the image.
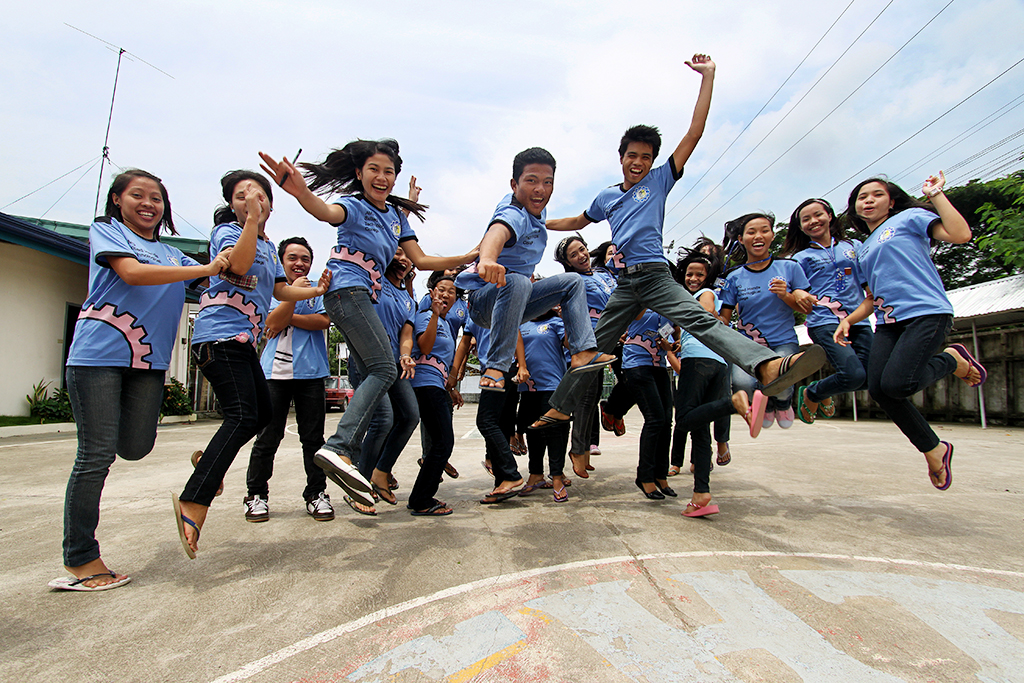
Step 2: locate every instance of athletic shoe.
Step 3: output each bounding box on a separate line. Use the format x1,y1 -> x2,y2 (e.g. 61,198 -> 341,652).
305,492 -> 335,521
776,407 -> 795,429
313,448 -> 375,506
590,445 -> 601,456
762,411 -> 776,429
243,494 -> 269,523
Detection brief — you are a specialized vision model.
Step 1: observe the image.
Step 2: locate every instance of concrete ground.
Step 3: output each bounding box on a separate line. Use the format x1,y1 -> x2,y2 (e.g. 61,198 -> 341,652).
2,406 -> 1023,683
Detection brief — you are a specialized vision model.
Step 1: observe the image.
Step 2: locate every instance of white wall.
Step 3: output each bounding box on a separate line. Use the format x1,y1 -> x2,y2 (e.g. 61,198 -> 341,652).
0,243 -> 88,416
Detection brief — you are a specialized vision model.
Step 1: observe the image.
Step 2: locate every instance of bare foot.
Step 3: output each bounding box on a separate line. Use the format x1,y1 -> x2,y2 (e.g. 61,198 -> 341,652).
371,469 -> 397,505
924,443 -> 949,489
530,409 -> 571,429
177,500 -> 209,555
945,347 -> 981,386
731,391 -> 751,426
568,452 -> 589,478
569,350 -> 615,370
490,478 -> 524,496
65,558 -> 126,589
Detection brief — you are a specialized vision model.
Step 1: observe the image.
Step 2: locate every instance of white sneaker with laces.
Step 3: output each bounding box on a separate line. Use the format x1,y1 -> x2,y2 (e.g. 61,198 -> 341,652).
306,492 -> 335,521
243,494 -> 269,523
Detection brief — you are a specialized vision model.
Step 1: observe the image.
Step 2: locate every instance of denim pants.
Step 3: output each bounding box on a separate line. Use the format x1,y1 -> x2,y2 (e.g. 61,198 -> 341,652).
322,287 -> 397,462
732,342 -> 800,412
519,391 -> 568,477
570,374 -> 602,456
182,340 -> 272,506
245,377 -> 326,502
548,264 -> 778,416
409,386 -> 454,509
360,376 -> 419,478
806,324 -> 872,403
672,358 -> 731,492
466,272 -> 595,373
868,314 -> 955,452
625,366 -> 673,483
63,365 -> 165,567
477,387 -> 522,485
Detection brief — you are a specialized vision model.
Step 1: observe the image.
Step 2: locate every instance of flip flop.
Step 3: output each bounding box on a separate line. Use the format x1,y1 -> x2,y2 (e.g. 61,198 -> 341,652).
568,452 -> 590,479
716,446 -> 731,467
519,480 -> 553,495
948,343 -> 988,388
190,450 -> 224,497
480,488 -> 522,504
387,473 -> 399,490
372,482 -> 397,505
410,501 -> 453,516
479,373 -> 506,392
747,390 -> 768,439
528,414 -> 572,431
761,346 -> 826,397
314,449 -> 375,506
667,465 -> 681,477
569,353 -> 615,374
796,386 -> 816,424
481,460 -> 494,476
682,502 -> 720,518
817,396 -> 836,419
443,462 -> 460,478
48,572 -> 131,592
171,493 -> 198,560
930,441 -> 954,491
343,495 -> 377,516
553,486 -> 568,503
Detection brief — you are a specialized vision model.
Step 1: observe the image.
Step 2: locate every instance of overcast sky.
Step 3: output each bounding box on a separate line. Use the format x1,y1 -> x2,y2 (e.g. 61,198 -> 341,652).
3,0 -> 1023,279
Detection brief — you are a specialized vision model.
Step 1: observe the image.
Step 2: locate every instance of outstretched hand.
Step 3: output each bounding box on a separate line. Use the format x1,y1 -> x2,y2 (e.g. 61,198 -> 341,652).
259,151 -> 309,198
313,269 -> 332,296
408,175 -> 422,204
685,53 -> 715,75
922,170 -> 946,198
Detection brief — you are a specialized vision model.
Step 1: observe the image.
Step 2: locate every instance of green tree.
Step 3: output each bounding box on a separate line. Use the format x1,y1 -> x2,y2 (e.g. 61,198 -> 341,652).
327,326 -> 347,376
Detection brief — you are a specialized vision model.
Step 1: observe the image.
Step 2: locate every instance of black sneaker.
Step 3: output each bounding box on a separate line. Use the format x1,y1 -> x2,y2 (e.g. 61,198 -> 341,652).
243,494 -> 269,522
305,492 -> 335,521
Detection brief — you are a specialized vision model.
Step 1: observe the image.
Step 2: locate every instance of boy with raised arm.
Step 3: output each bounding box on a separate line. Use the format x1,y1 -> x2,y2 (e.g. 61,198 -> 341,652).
532,55 -> 826,435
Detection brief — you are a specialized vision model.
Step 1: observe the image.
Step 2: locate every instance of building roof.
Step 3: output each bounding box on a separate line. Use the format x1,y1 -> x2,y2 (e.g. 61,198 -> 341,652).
0,211 -> 90,265
13,215 -> 210,260
948,273 -> 1024,328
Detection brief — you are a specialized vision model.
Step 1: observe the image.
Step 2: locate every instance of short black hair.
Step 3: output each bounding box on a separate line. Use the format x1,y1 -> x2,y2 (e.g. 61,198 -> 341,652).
426,270 -> 456,290
512,147 -> 556,182
278,236 -> 313,261
619,125 -> 662,160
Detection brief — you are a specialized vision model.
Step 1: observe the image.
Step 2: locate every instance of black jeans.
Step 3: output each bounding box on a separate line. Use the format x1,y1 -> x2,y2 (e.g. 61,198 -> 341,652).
183,340 -> 272,506
519,391 -> 567,477
245,378 -> 327,502
477,387 -> 522,486
868,314 -> 956,452
672,358 -> 731,493
625,366 -> 673,483
409,386 -> 455,509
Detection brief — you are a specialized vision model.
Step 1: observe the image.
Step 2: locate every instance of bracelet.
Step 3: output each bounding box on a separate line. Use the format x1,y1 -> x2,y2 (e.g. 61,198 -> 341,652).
924,188 -> 943,198
399,354 -> 412,360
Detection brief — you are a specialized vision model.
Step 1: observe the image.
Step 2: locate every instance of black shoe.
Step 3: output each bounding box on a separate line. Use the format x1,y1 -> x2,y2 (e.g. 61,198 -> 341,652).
635,479 -> 664,500
658,485 -> 678,498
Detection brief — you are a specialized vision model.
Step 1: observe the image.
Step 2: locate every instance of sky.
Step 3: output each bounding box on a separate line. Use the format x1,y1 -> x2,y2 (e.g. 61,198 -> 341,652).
3,0 -> 1023,280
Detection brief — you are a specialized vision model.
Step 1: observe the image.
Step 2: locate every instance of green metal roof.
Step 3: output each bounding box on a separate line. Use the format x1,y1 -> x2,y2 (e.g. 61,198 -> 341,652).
13,215 -> 209,260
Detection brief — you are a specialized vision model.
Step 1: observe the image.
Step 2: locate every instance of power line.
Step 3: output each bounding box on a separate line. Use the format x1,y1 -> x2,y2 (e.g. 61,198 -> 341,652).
39,158 -> 102,219
1,156 -> 101,210
663,0 -> 860,218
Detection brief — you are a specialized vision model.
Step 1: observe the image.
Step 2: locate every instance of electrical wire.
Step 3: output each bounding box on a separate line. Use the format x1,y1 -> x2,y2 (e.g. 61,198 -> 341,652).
1,157 -> 101,211
39,158 -> 102,219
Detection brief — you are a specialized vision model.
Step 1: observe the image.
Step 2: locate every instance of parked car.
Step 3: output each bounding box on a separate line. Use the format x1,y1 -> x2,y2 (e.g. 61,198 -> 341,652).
325,376 -> 353,412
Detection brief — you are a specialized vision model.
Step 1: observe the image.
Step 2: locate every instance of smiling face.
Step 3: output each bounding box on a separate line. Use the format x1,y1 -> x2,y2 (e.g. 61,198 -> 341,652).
357,153 -> 397,210
431,279 -> 457,317
684,262 -> 708,293
740,217 -> 774,262
281,242 -> 312,284
855,181 -> 894,231
566,239 -> 591,273
511,163 -> 555,217
799,201 -> 834,245
112,177 -> 164,237
620,141 -> 654,189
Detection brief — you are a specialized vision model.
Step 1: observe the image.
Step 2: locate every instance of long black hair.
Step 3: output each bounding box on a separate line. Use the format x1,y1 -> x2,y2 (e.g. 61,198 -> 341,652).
299,139 -> 427,221
591,240 -> 616,270
105,169 -> 176,237
841,176 -> 933,236
675,248 -> 722,292
213,170 -> 274,226
554,234 -> 588,272
722,212 -> 775,264
781,198 -> 846,255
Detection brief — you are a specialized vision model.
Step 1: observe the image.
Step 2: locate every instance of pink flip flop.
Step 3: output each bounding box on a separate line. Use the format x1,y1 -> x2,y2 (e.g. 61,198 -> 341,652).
949,344 -> 987,388
747,390 -> 768,438
682,502 -> 720,518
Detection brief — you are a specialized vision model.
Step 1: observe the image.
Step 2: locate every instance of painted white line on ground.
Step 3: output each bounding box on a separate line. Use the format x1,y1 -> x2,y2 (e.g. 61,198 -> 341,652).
207,551 -> 1024,683
0,438 -> 70,449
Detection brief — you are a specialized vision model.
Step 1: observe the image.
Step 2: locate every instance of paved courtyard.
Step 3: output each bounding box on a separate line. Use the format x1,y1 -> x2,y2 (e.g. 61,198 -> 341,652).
2,405 -> 1023,682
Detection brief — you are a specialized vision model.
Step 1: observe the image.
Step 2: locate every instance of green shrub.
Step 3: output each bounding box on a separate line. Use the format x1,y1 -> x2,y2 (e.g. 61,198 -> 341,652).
161,377 -> 193,416
26,379 -> 75,423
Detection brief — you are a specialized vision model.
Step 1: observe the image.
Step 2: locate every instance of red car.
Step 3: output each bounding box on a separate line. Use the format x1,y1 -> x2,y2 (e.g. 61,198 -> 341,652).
325,376 -> 354,412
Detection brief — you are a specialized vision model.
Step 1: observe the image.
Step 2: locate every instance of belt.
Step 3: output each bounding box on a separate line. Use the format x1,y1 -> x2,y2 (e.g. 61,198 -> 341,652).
624,261 -> 669,274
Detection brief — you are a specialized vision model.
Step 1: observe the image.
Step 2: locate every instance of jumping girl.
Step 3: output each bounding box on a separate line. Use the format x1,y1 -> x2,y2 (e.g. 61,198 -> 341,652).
834,173 -> 983,490
53,170 -> 228,590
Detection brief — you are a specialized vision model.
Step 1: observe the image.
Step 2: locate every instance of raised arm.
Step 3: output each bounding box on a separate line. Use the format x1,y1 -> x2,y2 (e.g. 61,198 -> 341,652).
546,213 -> 593,232
401,238 -> 479,272
671,54 -> 716,173
225,183 -> 266,275
922,172 -> 971,244
259,152 -> 347,225
274,269 -> 332,302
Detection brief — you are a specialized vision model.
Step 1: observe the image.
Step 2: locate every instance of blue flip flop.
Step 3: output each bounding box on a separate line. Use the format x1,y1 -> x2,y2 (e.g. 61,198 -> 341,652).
569,353 -> 615,374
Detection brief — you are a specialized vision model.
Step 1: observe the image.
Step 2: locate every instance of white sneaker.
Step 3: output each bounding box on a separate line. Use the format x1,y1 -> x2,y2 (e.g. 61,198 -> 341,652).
305,492 -> 335,521
313,449 -> 374,506
243,494 -> 269,523
590,445 -> 601,456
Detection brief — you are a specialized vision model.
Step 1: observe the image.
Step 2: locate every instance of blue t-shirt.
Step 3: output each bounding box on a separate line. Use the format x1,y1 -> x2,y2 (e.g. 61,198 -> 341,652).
419,293 -> 469,340
464,320 -> 491,369
192,223 -> 286,347
622,310 -> 671,369
67,217 -> 199,370
456,196 -> 547,290
518,317 -> 566,392
678,288 -> 725,364
260,292 -> 329,380
328,195 -> 418,301
856,207 -> 952,324
410,309 -> 455,389
377,279 -> 416,362
584,160 -> 682,268
793,238 -> 870,329
720,258 -> 810,347
583,269 -> 617,326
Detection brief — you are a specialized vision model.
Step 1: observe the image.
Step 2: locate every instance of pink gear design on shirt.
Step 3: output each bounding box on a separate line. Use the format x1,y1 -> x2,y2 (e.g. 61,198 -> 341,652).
736,320 -> 768,347
815,295 -> 848,321
522,377 -> 537,392
626,333 -> 662,364
198,290 -> 262,345
608,246 -> 625,270
873,297 -> 897,324
589,307 -> 603,321
79,304 -> 153,369
415,355 -> 450,381
331,246 -> 383,300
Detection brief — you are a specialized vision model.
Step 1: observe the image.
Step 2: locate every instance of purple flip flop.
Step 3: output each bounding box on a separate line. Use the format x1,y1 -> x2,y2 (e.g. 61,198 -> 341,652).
949,344 -> 987,388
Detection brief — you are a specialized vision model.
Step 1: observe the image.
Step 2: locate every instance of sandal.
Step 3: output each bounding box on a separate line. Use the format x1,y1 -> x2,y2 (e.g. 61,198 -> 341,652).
409,500 -> 453,516
682,501 -> 720,517
761,346 -> 826,397
479,372 -> 505,392
796,386 -> 816,425
553,486 -> 568,503
372,482 -> 397,505
568,452 -> 589,479
817,396 -> 836,419
716,447 -> 731,467
519,480 -> 553,495
343,495 -> 377,516
667,465 -> 681,477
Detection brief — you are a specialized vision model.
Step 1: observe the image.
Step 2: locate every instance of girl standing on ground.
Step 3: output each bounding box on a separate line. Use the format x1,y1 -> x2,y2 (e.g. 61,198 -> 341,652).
173,171 -> 331,558
720,213 -> 815,433
782,199 -> 872,424
53,170 -> 229,590
258,140 -> 476,511
835,173 -> 983,490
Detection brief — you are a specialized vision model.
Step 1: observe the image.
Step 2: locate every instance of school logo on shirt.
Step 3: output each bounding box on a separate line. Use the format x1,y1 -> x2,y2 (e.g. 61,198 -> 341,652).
390,219 -> 401,237
457,308 -> 465,319
878,226 -> 897,243
844,248 -> 857,260
169,256 -> 180,266
538,324 -> 549,334
632,186 -> 652,204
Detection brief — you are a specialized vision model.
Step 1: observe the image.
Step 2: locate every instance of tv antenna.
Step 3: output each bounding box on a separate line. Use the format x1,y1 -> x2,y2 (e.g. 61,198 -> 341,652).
64,24 -> 173,217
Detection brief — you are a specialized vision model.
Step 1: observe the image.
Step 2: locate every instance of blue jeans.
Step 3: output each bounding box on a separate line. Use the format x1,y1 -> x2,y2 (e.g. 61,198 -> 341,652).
183,340 -> 272,505
806,324 -> 872,402
466,272 -> 595,372
63,366 -> 165,567
732,341 -> 800,412
625,366 -> 673,483
868,314 -> 956,452
245,378 -> 327,501
548,264 -> 778,416
322,287 -> 397,462
353,371 -> 419,478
